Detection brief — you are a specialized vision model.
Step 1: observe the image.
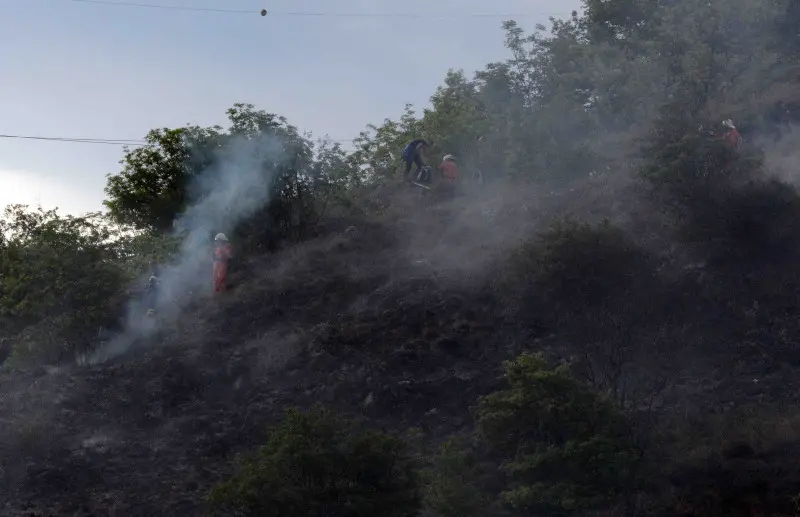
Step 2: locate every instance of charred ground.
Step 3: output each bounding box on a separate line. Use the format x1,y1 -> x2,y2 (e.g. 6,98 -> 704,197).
3,171 -> 800,515
6,0 -> 800,514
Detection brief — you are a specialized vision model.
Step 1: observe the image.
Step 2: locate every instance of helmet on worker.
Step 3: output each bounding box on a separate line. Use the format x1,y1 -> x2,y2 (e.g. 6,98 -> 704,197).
215,233 -> 228,242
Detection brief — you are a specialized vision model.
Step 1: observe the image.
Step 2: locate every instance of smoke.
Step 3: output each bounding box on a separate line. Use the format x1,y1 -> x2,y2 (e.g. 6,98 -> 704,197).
91,132 -> 292,362
759,125 -> 800,186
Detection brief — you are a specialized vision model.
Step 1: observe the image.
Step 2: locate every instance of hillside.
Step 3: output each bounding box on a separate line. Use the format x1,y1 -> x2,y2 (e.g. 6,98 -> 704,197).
4,173 -> 800,516
0,182 -> 515,513
5,0 -> 800,515
0,180 -> 561,513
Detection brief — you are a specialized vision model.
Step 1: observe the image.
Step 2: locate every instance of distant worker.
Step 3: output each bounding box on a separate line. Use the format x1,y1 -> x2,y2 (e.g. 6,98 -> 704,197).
401,138 -> 433,182
721,119 -> 742,149
144,272 -> 160,316
213,233 -> 233,294
438,154 -> 459,182
437,154 -> 459,199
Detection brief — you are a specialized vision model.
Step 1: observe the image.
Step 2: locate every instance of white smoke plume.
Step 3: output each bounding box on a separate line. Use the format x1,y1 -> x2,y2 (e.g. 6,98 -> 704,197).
91,131 -> 293,362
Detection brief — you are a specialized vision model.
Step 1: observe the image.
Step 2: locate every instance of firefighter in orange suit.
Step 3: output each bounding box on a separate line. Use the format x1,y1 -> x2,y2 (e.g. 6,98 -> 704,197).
213,233 -> 232,293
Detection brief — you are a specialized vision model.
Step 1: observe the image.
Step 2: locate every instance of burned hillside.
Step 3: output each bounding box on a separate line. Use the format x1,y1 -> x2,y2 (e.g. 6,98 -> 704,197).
5,0 -> 800,515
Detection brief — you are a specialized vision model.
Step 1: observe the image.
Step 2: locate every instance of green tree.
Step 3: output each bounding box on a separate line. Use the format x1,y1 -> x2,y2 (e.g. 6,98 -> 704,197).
104,125 -> 223,233
206,406 -> 421,517
476,353 -> 641,516
0,205 -> 130,363
349,104 -> 423,182
425,437 -> 496,517
104,102 -> 361,250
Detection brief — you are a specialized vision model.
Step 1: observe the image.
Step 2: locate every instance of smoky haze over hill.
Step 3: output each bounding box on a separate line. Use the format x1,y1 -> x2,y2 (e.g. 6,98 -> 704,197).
3,0 -> 800,515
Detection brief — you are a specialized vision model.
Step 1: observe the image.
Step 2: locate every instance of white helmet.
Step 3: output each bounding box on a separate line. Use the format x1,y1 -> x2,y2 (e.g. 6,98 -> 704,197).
214,233 -> 228,241
443,154 -> 455,161
722,119 -> 735,129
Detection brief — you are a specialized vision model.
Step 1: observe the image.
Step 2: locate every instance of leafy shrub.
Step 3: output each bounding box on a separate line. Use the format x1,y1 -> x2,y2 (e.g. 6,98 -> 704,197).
425,353 -> 645,517
637,107 -> 797,270
206,406 -> 421,517
659,441 -> 800,517
679,178 -> 800,269
424,437 -> 496,517
475,353 -> 643,516
0,206 -> 131,364
505,219 -> 657,328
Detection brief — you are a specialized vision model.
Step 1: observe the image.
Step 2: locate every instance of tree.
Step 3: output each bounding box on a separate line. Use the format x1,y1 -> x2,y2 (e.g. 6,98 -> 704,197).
425,353 -> 646,517
0,205 -> 130,363
476,353 -> 642,516
104,103 -> 361,250
206,406 -> 421,517
104,126 -> 223,233
424,437 -> 496,517
348,104 -> 423,182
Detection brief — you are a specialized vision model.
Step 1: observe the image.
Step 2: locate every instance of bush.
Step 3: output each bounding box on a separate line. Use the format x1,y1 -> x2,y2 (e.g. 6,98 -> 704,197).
0,206 -> 131,364
659,441 -> 800,517
636,108 -> 800,272
505,219 -> 658,329
679,178 -> 800,269
475,353 -> 643,516
425,353 -> 646,517
206,406 -> 422,517
424,437 -> 496,517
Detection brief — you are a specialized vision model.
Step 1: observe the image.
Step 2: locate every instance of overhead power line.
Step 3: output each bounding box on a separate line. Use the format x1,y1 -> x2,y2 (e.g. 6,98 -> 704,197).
64,0 -> 569,18
0,133 -> 359,147
0,134 -> 146,146
66,0 -> 253,13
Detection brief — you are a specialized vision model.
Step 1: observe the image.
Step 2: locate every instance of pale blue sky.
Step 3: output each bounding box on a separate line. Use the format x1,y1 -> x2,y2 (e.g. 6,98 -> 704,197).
0,0 -> 579,214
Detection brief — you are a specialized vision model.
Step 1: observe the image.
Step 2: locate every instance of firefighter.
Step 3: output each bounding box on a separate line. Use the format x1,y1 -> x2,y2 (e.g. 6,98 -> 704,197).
144,261 -> 160,316
721,119 -> 742,149
438,154 -> 459,182
213,233 -> 233,294
437,154 -> 459,199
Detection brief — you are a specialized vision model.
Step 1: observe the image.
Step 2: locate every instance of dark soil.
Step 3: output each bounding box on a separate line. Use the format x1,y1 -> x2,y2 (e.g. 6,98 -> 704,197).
2,180 -> 800,516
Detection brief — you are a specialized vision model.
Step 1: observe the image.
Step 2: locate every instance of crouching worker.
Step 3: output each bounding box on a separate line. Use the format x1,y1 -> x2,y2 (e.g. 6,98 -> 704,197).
401,138 -> 432,182
213,233 -> 233,294
437,154 -> 459,199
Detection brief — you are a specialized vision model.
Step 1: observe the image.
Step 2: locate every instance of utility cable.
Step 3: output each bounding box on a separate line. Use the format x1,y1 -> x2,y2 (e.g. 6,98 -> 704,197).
0,134 -> 146,146
0,133 -> 360,146
63,0 -> 571,18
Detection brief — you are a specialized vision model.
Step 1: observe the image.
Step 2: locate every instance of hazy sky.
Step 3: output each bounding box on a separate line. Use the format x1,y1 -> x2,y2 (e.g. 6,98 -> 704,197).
1,0 -> 580,215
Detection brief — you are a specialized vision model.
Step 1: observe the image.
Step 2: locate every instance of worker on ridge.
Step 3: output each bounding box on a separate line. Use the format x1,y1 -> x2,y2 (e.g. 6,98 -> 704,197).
722,119 -> 742,149
438,154 -> 459,182
401,138 -> 433,182
213,233 -> 233,294
438,154 -> 459,199
144,260 -> 160,317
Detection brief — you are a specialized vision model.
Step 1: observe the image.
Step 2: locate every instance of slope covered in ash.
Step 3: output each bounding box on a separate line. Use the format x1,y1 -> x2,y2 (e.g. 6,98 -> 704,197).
6,0 -> 800,513
0,181 -> 561,515
3,172 -> 800,516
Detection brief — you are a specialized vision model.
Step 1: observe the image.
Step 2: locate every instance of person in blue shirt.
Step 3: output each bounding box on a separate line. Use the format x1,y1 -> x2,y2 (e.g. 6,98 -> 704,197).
401,139 -> 433,182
